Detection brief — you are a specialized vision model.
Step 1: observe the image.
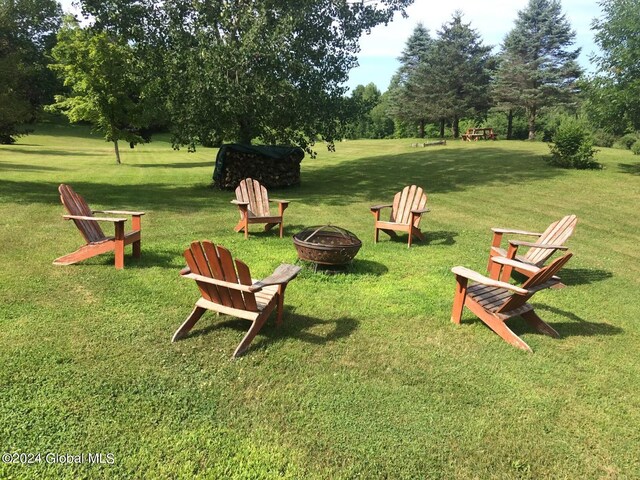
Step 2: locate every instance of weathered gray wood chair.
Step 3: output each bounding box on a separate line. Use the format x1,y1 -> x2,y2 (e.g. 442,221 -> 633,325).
172,241 -> 301,357
231,178 -> 289,239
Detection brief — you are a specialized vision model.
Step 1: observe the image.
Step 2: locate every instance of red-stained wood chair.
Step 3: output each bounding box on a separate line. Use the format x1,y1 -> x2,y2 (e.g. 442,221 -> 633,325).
451,252 -> 572,352
370,185 -> 430,248
53,184 -> 145,270
231,178 -> 289,239
172,241 -> 301,357
488,214 -> 577,282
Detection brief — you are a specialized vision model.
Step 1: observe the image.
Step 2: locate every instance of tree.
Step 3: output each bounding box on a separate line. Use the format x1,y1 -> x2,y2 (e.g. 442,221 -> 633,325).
154,0 -> 413,152
48,17 -> 156,164
419,12 -> 494,138
495,0 -> 582,140
583,0 -> 640,134
388,23 -> 434,137
0,0 -> 62,143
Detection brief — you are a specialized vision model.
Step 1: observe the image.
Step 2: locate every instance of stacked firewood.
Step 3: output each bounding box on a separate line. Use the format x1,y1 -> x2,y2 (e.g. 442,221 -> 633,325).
214,146 -> 304,189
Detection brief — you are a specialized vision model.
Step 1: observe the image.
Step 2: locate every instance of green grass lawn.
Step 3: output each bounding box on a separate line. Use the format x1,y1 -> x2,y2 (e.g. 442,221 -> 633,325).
1,124 -> 639,479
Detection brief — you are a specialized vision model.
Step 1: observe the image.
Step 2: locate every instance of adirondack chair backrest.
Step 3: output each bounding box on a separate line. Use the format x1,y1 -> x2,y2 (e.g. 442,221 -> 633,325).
58,184 -> 106,244
235,178 -> 271,218
184,241 -> 259,312
524,215 -> 577,266
496,252 -> 573,314
390,185 -> 427,226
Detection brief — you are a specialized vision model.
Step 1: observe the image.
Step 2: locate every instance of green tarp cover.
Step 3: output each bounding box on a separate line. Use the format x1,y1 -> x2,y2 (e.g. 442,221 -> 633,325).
213,144 -> 305,182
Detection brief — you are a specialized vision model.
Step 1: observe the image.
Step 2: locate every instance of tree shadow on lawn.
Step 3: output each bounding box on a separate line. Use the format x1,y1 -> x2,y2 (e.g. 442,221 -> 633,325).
0,162 -> 62,172
0,147 -> 561,210
7,147 -> 96,157
181,308 -> 358,352
134,161 -> 214,169
301,147 -> 563,205
618,163 -> 640,175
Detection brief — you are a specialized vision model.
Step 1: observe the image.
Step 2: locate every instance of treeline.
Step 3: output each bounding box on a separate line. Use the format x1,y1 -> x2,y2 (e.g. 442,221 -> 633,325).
343,0 -> 640,153
1,0 -> 638,163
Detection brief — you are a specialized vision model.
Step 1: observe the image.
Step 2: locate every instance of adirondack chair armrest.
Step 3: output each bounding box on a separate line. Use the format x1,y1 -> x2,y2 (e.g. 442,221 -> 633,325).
490,256 -> 540,273
93,209 -> 145,216
182,272 -> 255,292
231,200 -> 249,206
508,240 -> 568,250
451,266 -> 528,295
63,214 -> 127,223
491,228 -> 543,236
370,203 -> 393,212
411,207 -> 430,215
268,198 -> 290,204
249,264 -> 302,292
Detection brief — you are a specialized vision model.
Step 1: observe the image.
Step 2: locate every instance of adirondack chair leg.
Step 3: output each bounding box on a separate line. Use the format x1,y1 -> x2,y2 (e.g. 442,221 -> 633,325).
451,276 -> 468,324
233,314 -> 268,357
478,312 -> 533,352
279,220 -> 284,238
114,221 -> 125,269
275,284 -> 289,326
374,227 -> 379,243
172,305 -> 207,342
521,310 -> 560,338
499,244 -> 519,282
53,241 -> 114,265
131,215 -> 142,258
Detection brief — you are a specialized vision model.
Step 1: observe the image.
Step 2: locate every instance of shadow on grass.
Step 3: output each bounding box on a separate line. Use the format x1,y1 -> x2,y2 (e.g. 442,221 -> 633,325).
559,267 -> 613,286
183,308 -> 358,352
52,248 -> 182,269
618,163 -> 640,175
7,148 -> 95,157
533,304 -> 623,337
0,146 -> 563,210
238,223 -> 307,239
0,162 -> 62,172
135,161 -> 214,169
296,258 -> 388,276
380,229 -> 458,247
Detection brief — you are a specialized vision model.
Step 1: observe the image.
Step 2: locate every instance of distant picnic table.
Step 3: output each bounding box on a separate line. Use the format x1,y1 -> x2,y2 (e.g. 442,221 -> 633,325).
461,128 -> 497,141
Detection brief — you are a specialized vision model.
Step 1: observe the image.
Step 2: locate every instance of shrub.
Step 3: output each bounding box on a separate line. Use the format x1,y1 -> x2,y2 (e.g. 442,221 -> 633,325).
631,140 -> 640,155
547,118 -> 601,169
614,133 -> 638,150
592,130 -> 616,148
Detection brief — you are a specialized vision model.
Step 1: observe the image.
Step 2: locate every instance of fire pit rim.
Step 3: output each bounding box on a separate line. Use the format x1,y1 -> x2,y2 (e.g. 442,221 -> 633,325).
292,224 -> 362,265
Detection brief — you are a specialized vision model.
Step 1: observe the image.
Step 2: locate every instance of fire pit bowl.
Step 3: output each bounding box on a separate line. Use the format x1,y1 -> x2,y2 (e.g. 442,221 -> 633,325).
293,225 -> 362,265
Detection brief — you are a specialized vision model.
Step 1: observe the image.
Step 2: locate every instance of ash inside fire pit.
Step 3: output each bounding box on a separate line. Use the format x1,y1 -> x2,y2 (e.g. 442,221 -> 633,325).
293,225 -> 362,267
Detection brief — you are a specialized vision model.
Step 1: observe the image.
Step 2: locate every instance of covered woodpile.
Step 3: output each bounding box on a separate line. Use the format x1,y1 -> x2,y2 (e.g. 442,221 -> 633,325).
213,144 -> 305,190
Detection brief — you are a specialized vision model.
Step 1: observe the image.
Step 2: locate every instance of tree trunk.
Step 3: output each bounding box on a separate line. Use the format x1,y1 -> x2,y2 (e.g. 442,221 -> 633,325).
418,119 -> 425,138
506,109 -> 513,140
114,139 -> 121,164
238,119 -> 252,145
452,115 -> 459,139
527,107 -> 536,140
439,118 -> 445,138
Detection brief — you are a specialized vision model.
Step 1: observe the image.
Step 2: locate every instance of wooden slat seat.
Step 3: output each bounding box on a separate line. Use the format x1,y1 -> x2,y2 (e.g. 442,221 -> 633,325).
53,184 -> 145,269
451,253 -> 572,352
172,241 -> 301,357
488,215 -> 577,283
231,178 -> 289,239
370,185 -> 430,248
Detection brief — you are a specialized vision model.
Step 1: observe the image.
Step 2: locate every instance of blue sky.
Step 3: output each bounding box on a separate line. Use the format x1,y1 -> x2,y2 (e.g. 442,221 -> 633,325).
347,0 -> 602,91
58,0 -> 602,93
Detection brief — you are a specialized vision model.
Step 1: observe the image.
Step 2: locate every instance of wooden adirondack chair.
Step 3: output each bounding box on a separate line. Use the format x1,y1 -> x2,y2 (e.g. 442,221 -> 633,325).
53,184 -> 145,270
370,185 -> 430,247
488,214 -> 577,282
231,178 -> 289,239
172,241 -> 301,357
451,252 -> 572,352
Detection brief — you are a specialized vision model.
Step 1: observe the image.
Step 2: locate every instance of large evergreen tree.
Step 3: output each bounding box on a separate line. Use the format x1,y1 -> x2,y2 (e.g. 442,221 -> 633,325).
388,23 -> 434,137
494,0 -> 581,140
421,12 -> 494,138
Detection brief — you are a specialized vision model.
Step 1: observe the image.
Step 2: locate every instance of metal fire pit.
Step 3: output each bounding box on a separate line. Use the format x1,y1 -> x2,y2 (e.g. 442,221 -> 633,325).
293,225 -> 362,266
